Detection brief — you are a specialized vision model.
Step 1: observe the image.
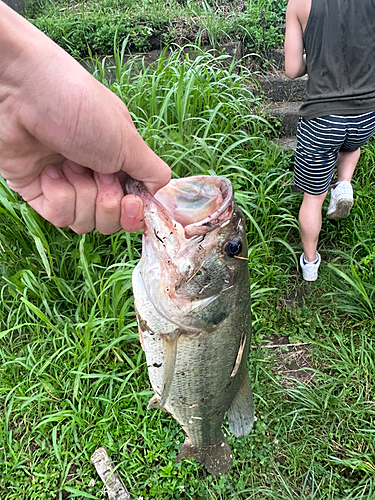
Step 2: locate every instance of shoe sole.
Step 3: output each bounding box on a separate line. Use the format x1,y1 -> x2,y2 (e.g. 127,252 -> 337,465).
327,198 -> 353,219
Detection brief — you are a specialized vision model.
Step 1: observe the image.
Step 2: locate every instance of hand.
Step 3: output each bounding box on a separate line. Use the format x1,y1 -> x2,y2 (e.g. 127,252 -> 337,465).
0,1 -> 171,234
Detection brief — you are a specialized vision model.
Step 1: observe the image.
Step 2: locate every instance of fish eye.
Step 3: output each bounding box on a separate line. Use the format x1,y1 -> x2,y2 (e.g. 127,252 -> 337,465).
224,238 -> 242,258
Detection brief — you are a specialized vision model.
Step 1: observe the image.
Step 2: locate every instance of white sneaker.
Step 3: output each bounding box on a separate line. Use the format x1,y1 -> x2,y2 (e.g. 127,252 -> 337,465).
300,253 -> 321,281
327,181 -> 353,219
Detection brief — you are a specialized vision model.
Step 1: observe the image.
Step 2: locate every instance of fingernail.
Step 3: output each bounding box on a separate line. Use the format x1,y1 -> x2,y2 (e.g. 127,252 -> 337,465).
68,161 -> 86,174
125,198 -> 142,218
45,165 -> 62,179
97,173 -> 114,185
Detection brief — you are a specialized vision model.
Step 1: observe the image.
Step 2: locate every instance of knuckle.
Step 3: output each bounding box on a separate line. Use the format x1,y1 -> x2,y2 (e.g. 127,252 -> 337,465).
47,211 -> 74,227
70,225 -> 94,234
97,196 -> 121,214
78,184 -> 98,200
46,191 -> 75,227
96,223 -> 121,235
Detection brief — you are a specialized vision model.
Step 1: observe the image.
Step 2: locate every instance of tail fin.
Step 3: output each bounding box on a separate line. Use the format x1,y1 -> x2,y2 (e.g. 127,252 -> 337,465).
176,437 -> 233,475
227,372 -> 256,437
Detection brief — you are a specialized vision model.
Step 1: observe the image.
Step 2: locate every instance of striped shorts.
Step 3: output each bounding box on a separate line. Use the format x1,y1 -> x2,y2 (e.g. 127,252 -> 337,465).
294,111 -> 375,195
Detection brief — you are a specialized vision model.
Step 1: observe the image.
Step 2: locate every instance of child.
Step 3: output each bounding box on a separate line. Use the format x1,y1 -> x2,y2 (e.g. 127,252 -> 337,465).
285,0 -> 375,281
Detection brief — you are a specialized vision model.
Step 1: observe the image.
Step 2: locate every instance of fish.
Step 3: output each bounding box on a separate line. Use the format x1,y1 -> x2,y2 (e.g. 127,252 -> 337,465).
127,175 -> 255,475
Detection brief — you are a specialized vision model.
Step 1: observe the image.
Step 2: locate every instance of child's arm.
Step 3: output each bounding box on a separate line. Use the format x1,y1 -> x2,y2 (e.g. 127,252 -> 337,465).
284,0 -> 307,79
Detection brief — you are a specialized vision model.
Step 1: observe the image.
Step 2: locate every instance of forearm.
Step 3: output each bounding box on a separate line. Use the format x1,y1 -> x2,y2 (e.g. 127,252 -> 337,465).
285,53 -> 306,79
284,0 -> 306,79
0,1 -> 88,125
0,1 -> 132,174
0,2 -> 56,85
284,32 -> 307,79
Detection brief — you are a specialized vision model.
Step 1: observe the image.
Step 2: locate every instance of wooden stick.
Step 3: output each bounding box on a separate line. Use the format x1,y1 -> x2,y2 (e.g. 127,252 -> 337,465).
251,342 -> 311,349
91,447 -> 131,500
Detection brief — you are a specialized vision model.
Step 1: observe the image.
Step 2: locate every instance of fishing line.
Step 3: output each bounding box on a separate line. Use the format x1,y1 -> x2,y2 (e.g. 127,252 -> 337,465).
224,475 -> 241,500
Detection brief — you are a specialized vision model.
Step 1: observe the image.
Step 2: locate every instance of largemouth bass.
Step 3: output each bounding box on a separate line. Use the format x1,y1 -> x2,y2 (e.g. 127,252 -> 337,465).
127,175 -> 255,475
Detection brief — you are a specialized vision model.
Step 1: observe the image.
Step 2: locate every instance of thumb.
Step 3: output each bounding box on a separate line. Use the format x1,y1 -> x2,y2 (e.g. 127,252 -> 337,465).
120,129 -> 171,195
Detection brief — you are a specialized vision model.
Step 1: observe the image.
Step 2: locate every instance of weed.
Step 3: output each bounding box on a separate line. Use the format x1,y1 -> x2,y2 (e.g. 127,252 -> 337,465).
22,0 -> 288,59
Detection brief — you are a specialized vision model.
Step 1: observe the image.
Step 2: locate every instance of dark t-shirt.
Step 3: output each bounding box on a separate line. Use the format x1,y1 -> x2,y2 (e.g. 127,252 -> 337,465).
299,0 -> 375,119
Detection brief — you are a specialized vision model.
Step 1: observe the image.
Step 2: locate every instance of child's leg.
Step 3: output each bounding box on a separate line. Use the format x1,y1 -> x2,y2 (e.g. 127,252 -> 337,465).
299,150 -> 359,261
298,191 -> 328,262
326,149 -> 360,219
336,149 -> 360,183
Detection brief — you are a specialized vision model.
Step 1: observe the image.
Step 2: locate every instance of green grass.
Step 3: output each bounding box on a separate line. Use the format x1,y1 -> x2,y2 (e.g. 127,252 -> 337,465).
1,47 -> 375,499
22,0 -> 288,59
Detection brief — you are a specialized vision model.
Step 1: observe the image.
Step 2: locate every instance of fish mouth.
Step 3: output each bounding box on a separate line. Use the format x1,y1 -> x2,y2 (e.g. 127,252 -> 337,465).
154,176 -> 234,237
127,175 -> 234,240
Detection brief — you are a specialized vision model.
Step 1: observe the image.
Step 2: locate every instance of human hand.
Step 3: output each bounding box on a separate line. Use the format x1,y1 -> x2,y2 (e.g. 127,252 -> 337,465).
0,1 -> 171,234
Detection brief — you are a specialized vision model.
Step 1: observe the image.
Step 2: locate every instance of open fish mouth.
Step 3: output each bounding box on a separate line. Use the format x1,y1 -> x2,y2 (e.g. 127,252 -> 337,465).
127,175 -> 234,238
153,176 -> 234,237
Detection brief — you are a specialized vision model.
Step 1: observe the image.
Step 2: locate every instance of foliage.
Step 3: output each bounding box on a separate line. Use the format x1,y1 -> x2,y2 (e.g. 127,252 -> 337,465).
23,0 -> 179,56
22,0 -> 288,58
237,0 -> 287,54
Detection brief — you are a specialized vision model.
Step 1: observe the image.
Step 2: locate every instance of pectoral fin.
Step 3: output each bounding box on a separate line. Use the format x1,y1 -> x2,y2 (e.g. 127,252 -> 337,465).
148,394 -> 162,410
227,373 -> 256,438
138,327 -> 145,351
159,329 -> 185,407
